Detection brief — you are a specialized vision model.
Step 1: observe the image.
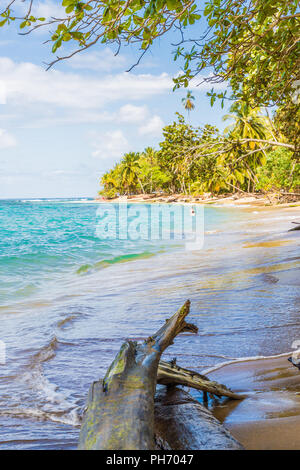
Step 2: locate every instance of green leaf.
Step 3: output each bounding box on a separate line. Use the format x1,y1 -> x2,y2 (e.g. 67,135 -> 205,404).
66,5 -> 75,14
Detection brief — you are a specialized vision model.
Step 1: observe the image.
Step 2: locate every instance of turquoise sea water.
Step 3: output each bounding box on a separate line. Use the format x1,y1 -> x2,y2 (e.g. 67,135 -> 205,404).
0,198 -> 211,306
0,198 -> 299,449
0,199 -> 169,305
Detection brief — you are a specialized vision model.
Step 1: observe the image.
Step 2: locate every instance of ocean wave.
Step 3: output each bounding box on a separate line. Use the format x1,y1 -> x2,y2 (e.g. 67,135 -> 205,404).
76,251 -> 155,275
21,199 -> 45,202
57,315 -> 78,328
19,337 -> 64,406
12,336 -> 80,424
30,337 -> 58,365
0,407 -> 81,426
14,283 -> 38,298
20,198 -> 92,203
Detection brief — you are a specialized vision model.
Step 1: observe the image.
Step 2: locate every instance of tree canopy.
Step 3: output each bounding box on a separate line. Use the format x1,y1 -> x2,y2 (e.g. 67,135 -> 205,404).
1,0 -> 299,111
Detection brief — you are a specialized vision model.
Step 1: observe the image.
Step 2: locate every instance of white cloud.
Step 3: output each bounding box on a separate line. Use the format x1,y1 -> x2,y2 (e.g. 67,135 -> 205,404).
16,0 -> 65,19
91,130 -> 129,161
189,75 -> 227,91
0,54 -> 165,130
0,129 -> 16,149
68,49 -> 127,73
19,104 -> 153,128
22,110 -> 115,128
0,57 -> 172,111
139,115 -> 164,136
118,104 -> 149,124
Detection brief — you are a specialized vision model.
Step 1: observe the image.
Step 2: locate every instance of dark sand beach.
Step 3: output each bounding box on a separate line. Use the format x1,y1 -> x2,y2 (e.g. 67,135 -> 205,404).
209,354 -> 300,449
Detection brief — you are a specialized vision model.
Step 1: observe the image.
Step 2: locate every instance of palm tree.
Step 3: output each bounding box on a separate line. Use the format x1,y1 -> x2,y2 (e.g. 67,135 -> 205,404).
223,102 -> 269,144
120,152 -> 144,194
223,102 -> 270,191
142,147 -> 156,193
182,90 -> 195,116
101,170 -> 118,191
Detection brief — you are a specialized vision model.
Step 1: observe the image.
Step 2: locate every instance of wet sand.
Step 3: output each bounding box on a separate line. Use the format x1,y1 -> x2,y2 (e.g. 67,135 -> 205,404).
208,355 -> 300,449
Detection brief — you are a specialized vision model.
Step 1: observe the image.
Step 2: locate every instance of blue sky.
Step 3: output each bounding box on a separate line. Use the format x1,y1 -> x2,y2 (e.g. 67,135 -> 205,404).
0,0 -> 229,198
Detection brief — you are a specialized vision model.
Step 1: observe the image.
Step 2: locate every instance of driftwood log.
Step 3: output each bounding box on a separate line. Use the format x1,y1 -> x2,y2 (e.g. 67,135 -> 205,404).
78,301 -> 196,450
154,386 -> 243,450
78,300 -> 244,450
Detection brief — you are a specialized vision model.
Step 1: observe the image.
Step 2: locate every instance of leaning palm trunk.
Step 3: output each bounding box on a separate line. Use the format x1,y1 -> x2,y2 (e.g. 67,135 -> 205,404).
137,176 -> 145,194
78,301 -> 197,450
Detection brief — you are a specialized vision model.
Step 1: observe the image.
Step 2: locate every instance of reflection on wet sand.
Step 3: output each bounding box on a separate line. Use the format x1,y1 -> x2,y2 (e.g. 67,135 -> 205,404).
244,240 -> 292,248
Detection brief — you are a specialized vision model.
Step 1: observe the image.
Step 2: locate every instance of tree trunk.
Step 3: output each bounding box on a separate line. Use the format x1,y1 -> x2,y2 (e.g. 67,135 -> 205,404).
78,301 -> 197,450
137,176 -> 145,194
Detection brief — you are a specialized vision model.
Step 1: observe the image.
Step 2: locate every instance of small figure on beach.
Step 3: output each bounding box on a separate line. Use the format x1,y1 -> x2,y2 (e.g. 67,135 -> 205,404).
190,208 -> 195,216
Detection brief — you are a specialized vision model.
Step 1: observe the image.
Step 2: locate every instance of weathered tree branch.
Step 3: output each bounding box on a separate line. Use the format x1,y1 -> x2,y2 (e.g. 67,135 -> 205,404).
157,360 -> 245,400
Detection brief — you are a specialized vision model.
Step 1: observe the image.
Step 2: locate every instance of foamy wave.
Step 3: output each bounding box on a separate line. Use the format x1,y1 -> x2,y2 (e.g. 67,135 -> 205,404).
265,215 -> 300,222
21,199 -> 44,202
20,337 -> 67,405
15,336 -> 80,424
0,407 -> 81,426
31,337 -> 58,364
21,368 -> 65,405
203,351 -> 292,375
63,201 -> 96,204
20,198 -> 93,204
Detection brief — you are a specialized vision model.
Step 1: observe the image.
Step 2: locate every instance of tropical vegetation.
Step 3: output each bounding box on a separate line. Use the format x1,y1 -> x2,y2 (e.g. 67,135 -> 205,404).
99,103 -> 300,198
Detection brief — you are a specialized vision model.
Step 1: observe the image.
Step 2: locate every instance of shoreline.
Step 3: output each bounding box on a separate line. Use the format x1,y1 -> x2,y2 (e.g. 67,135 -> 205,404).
95,192 -> 300,208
